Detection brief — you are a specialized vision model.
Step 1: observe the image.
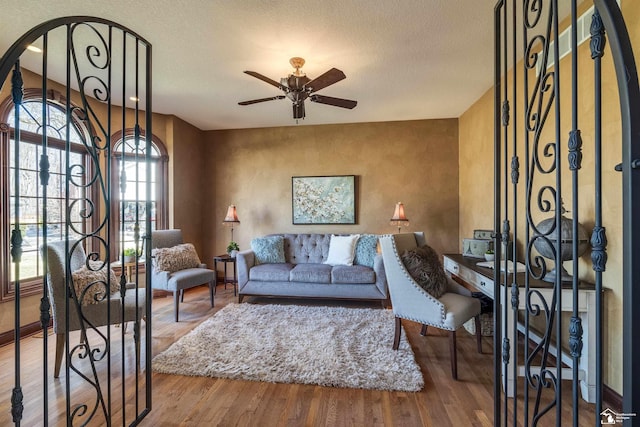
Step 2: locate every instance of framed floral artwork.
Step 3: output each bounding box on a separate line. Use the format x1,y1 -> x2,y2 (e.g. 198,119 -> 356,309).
292,175 -> 356,224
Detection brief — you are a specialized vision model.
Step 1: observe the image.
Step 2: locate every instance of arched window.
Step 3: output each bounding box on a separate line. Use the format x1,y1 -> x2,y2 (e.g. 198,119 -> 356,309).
110,129 -> 168,259
0,89 -> 95,300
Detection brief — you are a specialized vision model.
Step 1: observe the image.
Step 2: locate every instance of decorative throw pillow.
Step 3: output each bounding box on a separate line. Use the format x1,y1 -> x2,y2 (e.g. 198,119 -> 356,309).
324,234 -> 360,266
401,244 -> 448,298
71,260 -> 119,305
251,235 -> 286,264
353,234 -> 379,268
152,243 -> 201,273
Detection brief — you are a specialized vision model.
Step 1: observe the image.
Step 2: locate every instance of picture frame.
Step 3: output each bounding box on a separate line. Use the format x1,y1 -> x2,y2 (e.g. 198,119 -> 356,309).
292,175 -> 356,224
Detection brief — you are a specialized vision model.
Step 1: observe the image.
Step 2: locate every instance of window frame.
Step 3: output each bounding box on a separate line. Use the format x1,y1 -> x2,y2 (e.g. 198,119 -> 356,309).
0,89 -> 98,301
109,128 -> 168,261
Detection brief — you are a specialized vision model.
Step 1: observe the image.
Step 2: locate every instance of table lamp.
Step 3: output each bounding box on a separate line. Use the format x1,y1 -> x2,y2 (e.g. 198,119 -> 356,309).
222,204 -> 240,243
390,202 -> 409,234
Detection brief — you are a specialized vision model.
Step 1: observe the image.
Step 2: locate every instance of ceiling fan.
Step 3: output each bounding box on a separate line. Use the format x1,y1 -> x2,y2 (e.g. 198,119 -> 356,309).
238,57 -> 357,120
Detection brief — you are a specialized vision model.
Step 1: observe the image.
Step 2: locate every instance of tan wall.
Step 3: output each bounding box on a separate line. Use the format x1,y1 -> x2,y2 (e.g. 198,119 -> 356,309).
166,116 -> 207,254
458,1 -> 640,395
201,119 -> 460,267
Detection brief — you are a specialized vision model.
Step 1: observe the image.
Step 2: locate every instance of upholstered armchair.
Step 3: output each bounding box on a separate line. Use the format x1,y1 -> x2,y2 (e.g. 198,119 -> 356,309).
42,240 -> 146,378
380,232 -> 482,380
150,229 -> 215,322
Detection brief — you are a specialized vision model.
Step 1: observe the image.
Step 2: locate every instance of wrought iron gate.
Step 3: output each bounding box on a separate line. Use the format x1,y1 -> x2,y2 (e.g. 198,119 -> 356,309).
493,0 -> 639,425
0,17 -> 153,425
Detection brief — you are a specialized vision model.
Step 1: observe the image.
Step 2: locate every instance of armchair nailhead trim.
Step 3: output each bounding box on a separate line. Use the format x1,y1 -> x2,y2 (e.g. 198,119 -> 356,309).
398,316 -> 455,332
389,235 -> 446,322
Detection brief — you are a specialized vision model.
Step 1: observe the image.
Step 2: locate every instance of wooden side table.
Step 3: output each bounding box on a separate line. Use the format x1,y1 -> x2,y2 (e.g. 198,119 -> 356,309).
214,254 -> 237,296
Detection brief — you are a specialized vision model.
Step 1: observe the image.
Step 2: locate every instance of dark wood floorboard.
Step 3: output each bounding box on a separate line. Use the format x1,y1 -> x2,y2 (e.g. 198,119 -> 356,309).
0,284 -> 597,426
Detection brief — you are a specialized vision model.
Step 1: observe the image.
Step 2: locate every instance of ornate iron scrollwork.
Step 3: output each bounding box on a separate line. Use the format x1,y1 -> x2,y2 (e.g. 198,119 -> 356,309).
65,23 -> 115,423
591,225 -> 608,272
502,99 -> 510,127
522,0 -> 561,423
511,155 -> 520,184
10,229 -> 23,264
11,66 -> 23,104
590,8 -> 606,59
495,0 -> 638,424
0,19 -> 149,425
502,337 -> 511,365
568,130 -> 583,171
569,316 -> 584,358
10,388 -> 23,423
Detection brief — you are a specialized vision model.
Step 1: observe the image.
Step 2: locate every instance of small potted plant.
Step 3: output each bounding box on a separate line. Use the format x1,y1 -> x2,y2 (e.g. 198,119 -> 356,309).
227,241 -> 240,257
123,248 -> 137,263
484,249 -> 495,262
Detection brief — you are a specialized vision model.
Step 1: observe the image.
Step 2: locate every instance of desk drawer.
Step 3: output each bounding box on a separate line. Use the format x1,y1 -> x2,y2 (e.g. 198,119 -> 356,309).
470,270 -> 495,299
444,257 -> 494,299
443,256 -> 460,275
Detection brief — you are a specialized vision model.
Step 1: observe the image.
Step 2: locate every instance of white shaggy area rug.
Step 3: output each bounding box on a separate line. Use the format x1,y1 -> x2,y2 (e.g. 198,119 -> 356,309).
152,303 -> 424,392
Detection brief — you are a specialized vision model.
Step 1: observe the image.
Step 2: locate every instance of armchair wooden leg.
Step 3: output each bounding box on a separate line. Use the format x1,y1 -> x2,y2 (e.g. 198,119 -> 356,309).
54,333 -> 65,378
420,324 -> 428,336
474,315 -> 482,354
209,281 -> 215,307
174,291 -> 180,322
180,289 -> 185,303
393,317 -> 402,350
449,330 -> 458,380
134,320 -> 141,369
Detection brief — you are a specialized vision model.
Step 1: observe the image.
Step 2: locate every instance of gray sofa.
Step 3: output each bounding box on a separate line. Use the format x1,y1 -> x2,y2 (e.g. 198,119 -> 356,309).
236,233 -> 387,303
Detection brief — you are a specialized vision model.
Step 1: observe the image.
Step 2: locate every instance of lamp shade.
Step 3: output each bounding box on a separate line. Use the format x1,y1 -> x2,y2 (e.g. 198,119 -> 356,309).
222,205 -> 240,224
390,202 -> 409,233
390,202 -> 408,222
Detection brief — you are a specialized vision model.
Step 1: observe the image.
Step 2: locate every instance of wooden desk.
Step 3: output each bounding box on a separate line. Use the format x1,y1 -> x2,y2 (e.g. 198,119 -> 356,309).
443,254 -> 598,403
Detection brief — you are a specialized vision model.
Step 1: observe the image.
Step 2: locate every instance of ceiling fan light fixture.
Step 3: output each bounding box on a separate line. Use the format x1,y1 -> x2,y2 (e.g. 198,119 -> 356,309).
289,56 -> 306,77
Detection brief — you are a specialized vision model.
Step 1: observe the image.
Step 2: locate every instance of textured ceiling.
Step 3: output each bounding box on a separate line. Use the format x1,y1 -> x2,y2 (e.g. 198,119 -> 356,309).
1,0 -> 504,130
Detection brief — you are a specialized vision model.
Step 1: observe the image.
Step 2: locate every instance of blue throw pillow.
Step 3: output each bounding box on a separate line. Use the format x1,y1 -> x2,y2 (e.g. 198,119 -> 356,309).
251,235 -> 286,264
353,234 -> 378,268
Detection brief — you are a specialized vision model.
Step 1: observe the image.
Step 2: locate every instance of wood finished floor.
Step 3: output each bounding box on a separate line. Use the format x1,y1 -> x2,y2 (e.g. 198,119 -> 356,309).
0,284 -> 597,426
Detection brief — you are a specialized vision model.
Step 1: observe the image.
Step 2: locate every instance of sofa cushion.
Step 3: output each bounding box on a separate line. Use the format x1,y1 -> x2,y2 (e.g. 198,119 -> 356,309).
331,265 -> 376,284
353,234 -> 378,268
289,264 -> 332,283
401,244 -> 448,298
152,243 -> 201,273
324,234 -> 360,266
251,235 -> 286,264
249,263 -> 294,282
284,234 -> 331,264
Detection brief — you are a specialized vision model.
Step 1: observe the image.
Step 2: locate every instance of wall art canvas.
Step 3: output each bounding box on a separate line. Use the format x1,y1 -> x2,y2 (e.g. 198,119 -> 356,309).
292,175 -> 356,224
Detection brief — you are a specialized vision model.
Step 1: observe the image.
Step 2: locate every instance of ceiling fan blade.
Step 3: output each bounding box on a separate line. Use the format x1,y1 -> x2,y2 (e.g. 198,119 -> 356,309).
309,94 -> 357,109
243,71 -> 283,89
304,68 -> 346,93
238,95 -> 285,106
